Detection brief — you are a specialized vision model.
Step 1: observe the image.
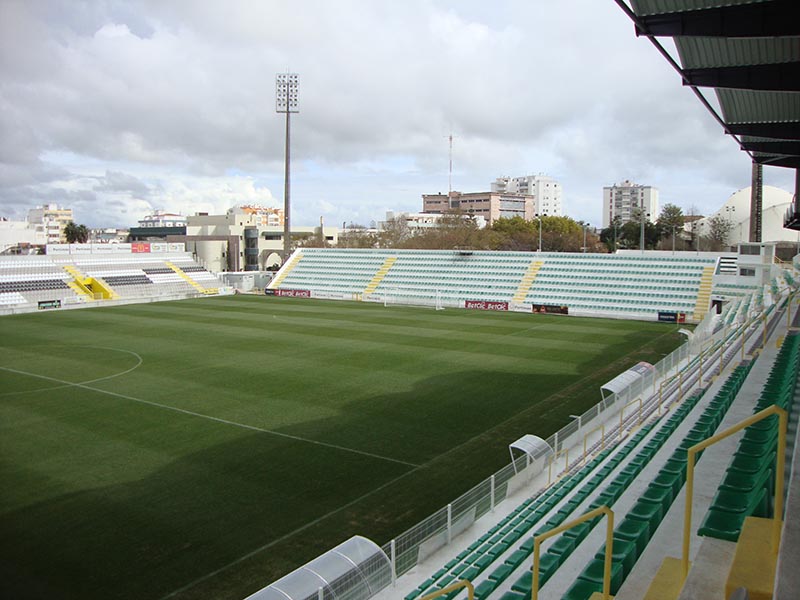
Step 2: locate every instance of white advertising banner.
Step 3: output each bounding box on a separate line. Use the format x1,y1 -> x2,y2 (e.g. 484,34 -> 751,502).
46,244 -> 71,255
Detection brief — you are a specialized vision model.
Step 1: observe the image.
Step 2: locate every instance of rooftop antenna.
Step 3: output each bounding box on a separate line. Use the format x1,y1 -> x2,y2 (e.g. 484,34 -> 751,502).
446,131 -> 456,197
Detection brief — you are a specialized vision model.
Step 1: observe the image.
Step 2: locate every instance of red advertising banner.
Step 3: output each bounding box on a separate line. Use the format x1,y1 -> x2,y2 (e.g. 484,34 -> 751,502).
275,289 -> 311,298
465,300 -> 508,311
131,242 -> 151,253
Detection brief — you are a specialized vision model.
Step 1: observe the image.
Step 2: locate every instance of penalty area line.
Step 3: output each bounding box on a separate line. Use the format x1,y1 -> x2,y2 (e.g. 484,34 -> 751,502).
0,365 -> 419,469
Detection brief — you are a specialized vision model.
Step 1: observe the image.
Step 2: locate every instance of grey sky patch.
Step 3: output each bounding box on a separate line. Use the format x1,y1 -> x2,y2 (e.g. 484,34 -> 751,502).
0,0 -> 794,229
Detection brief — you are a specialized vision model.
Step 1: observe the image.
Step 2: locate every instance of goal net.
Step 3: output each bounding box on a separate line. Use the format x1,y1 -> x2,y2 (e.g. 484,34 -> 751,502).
382,288 -> 444,310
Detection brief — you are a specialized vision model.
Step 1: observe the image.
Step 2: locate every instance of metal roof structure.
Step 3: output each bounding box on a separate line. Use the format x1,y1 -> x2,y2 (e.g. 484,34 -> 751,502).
245,535 -> 392,600
508,434 -> 553,474
601,361 -> 655,398
615,0 -> 800,229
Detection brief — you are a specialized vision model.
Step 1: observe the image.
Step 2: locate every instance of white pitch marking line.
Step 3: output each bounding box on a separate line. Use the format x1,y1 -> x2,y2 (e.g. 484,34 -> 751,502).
0,365 -> 419,469
0,346 -> 143,397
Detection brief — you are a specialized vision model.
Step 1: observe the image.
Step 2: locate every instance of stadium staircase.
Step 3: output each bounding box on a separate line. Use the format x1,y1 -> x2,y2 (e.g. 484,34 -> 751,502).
61,264 -> 119,300
165,261 -> 217,294
365,256 -> 398,295
512,261 -> 544,304
691,266 -> 714,322
268,252 -> 304,289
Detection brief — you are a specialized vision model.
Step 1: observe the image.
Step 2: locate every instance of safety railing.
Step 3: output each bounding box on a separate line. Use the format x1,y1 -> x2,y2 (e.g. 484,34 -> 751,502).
532,506 -> 615,600
419,580 -> 474,600
680,404 -> 788,578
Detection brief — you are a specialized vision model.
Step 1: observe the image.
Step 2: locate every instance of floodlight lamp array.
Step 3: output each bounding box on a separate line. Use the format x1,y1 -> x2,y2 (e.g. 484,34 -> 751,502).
276,73 -> 299,113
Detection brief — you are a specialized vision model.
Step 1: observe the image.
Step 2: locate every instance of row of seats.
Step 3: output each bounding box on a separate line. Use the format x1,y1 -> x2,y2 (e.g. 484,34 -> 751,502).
103,275 -> 153,287
698,333 -> 800,541
0,279 -> 69,293
403,434 -> 644,600
560,363 -> 753,599
405,361 -> 750,600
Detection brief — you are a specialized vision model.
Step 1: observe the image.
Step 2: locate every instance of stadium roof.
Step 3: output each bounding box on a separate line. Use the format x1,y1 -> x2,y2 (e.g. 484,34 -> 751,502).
619,0 -> 800,168
615,0 -> 800,228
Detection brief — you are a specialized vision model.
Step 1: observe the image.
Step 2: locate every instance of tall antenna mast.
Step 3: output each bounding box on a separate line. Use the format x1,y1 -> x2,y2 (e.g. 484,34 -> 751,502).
447,132 -> 455,197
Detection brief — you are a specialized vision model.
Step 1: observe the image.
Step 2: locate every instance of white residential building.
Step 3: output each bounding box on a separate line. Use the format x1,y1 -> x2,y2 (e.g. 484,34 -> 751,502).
491,175 -> 563,216
27,204 -> 74,243
602,180 -> 659,228
0,218 -> 47,253
138,210 -> 187,228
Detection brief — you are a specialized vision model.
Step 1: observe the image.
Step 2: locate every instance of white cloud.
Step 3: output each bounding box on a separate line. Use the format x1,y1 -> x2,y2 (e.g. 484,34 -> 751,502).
0,0 -> 795,230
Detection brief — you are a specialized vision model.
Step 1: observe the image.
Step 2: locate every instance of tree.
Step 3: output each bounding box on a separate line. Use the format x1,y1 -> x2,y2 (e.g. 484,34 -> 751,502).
706,215 -> 734,251
599,215 -> 625,252
377,215 -> 412,248
64,221 -> 89,243
490,216 -> 537,251
657,204 -> 685,250
405,210 -> 486,250
338,224 -> 377,248
540,216 -> 584,252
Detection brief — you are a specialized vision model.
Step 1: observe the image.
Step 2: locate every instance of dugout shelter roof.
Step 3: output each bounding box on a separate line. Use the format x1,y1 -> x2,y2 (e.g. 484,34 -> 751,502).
245,536 -> 391,600
601,361 -> 655,398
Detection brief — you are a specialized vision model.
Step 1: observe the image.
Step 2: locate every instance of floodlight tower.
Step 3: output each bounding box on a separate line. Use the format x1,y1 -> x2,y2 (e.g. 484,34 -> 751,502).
276,73 -> 299,262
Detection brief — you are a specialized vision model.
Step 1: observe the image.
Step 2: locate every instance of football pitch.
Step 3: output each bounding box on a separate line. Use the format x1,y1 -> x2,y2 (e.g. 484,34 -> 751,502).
0,295 -> 685,600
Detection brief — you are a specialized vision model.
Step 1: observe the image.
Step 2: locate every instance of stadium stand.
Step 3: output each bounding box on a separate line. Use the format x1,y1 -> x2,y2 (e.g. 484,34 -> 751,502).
0,252 -> 222,313
267,248 -> 780,322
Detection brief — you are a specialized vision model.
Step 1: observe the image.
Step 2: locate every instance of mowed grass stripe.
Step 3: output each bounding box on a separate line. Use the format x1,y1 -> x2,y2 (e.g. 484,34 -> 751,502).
0,383 -> 411,600
1,364 -> 419,467
0,296 -> 686,600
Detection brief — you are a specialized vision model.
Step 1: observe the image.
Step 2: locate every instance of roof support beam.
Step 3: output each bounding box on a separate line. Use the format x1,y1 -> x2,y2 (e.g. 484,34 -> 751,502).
756,156 -> 800,169
635,0 -> 800,38
683,62 -> 800,92
743,140 -> 800,155
728,123 -> 800,141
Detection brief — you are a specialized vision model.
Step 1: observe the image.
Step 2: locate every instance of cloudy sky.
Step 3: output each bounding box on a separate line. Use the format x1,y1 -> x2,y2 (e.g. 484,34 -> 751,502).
1,0 -> 795,229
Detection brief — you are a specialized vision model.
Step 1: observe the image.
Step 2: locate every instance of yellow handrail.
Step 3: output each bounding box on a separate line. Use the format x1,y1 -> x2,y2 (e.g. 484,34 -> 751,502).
532,505 -> 615,600
619,397 -> 643,440
582,423 -> 606,464
680,404 -> 788,578
419,580 -> 474,600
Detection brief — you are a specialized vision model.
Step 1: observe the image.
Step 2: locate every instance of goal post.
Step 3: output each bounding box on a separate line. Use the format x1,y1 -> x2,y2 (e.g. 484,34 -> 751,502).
380,287 -> 445,310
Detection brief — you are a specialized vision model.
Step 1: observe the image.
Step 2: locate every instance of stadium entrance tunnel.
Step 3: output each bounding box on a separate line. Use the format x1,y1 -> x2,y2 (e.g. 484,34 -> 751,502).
245,535 -> 392,600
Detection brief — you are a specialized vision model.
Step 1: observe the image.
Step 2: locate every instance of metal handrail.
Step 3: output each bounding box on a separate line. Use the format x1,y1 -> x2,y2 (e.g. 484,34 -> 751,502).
419,580 -> 474,600
532,505 -> 615,600
680,404 -> 788,578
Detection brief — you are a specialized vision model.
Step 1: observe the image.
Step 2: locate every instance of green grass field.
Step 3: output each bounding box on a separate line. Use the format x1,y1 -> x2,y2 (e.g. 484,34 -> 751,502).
0,295 -> 685,600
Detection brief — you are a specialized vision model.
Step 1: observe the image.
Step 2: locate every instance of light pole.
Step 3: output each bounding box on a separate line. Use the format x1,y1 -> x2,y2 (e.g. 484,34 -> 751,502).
536,213 -> 542,252
724,206 -> 736,245
639,207 -> 650,254
276,73 -> 299,263
583,224 -> 587,253
672,225 -> 677,255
